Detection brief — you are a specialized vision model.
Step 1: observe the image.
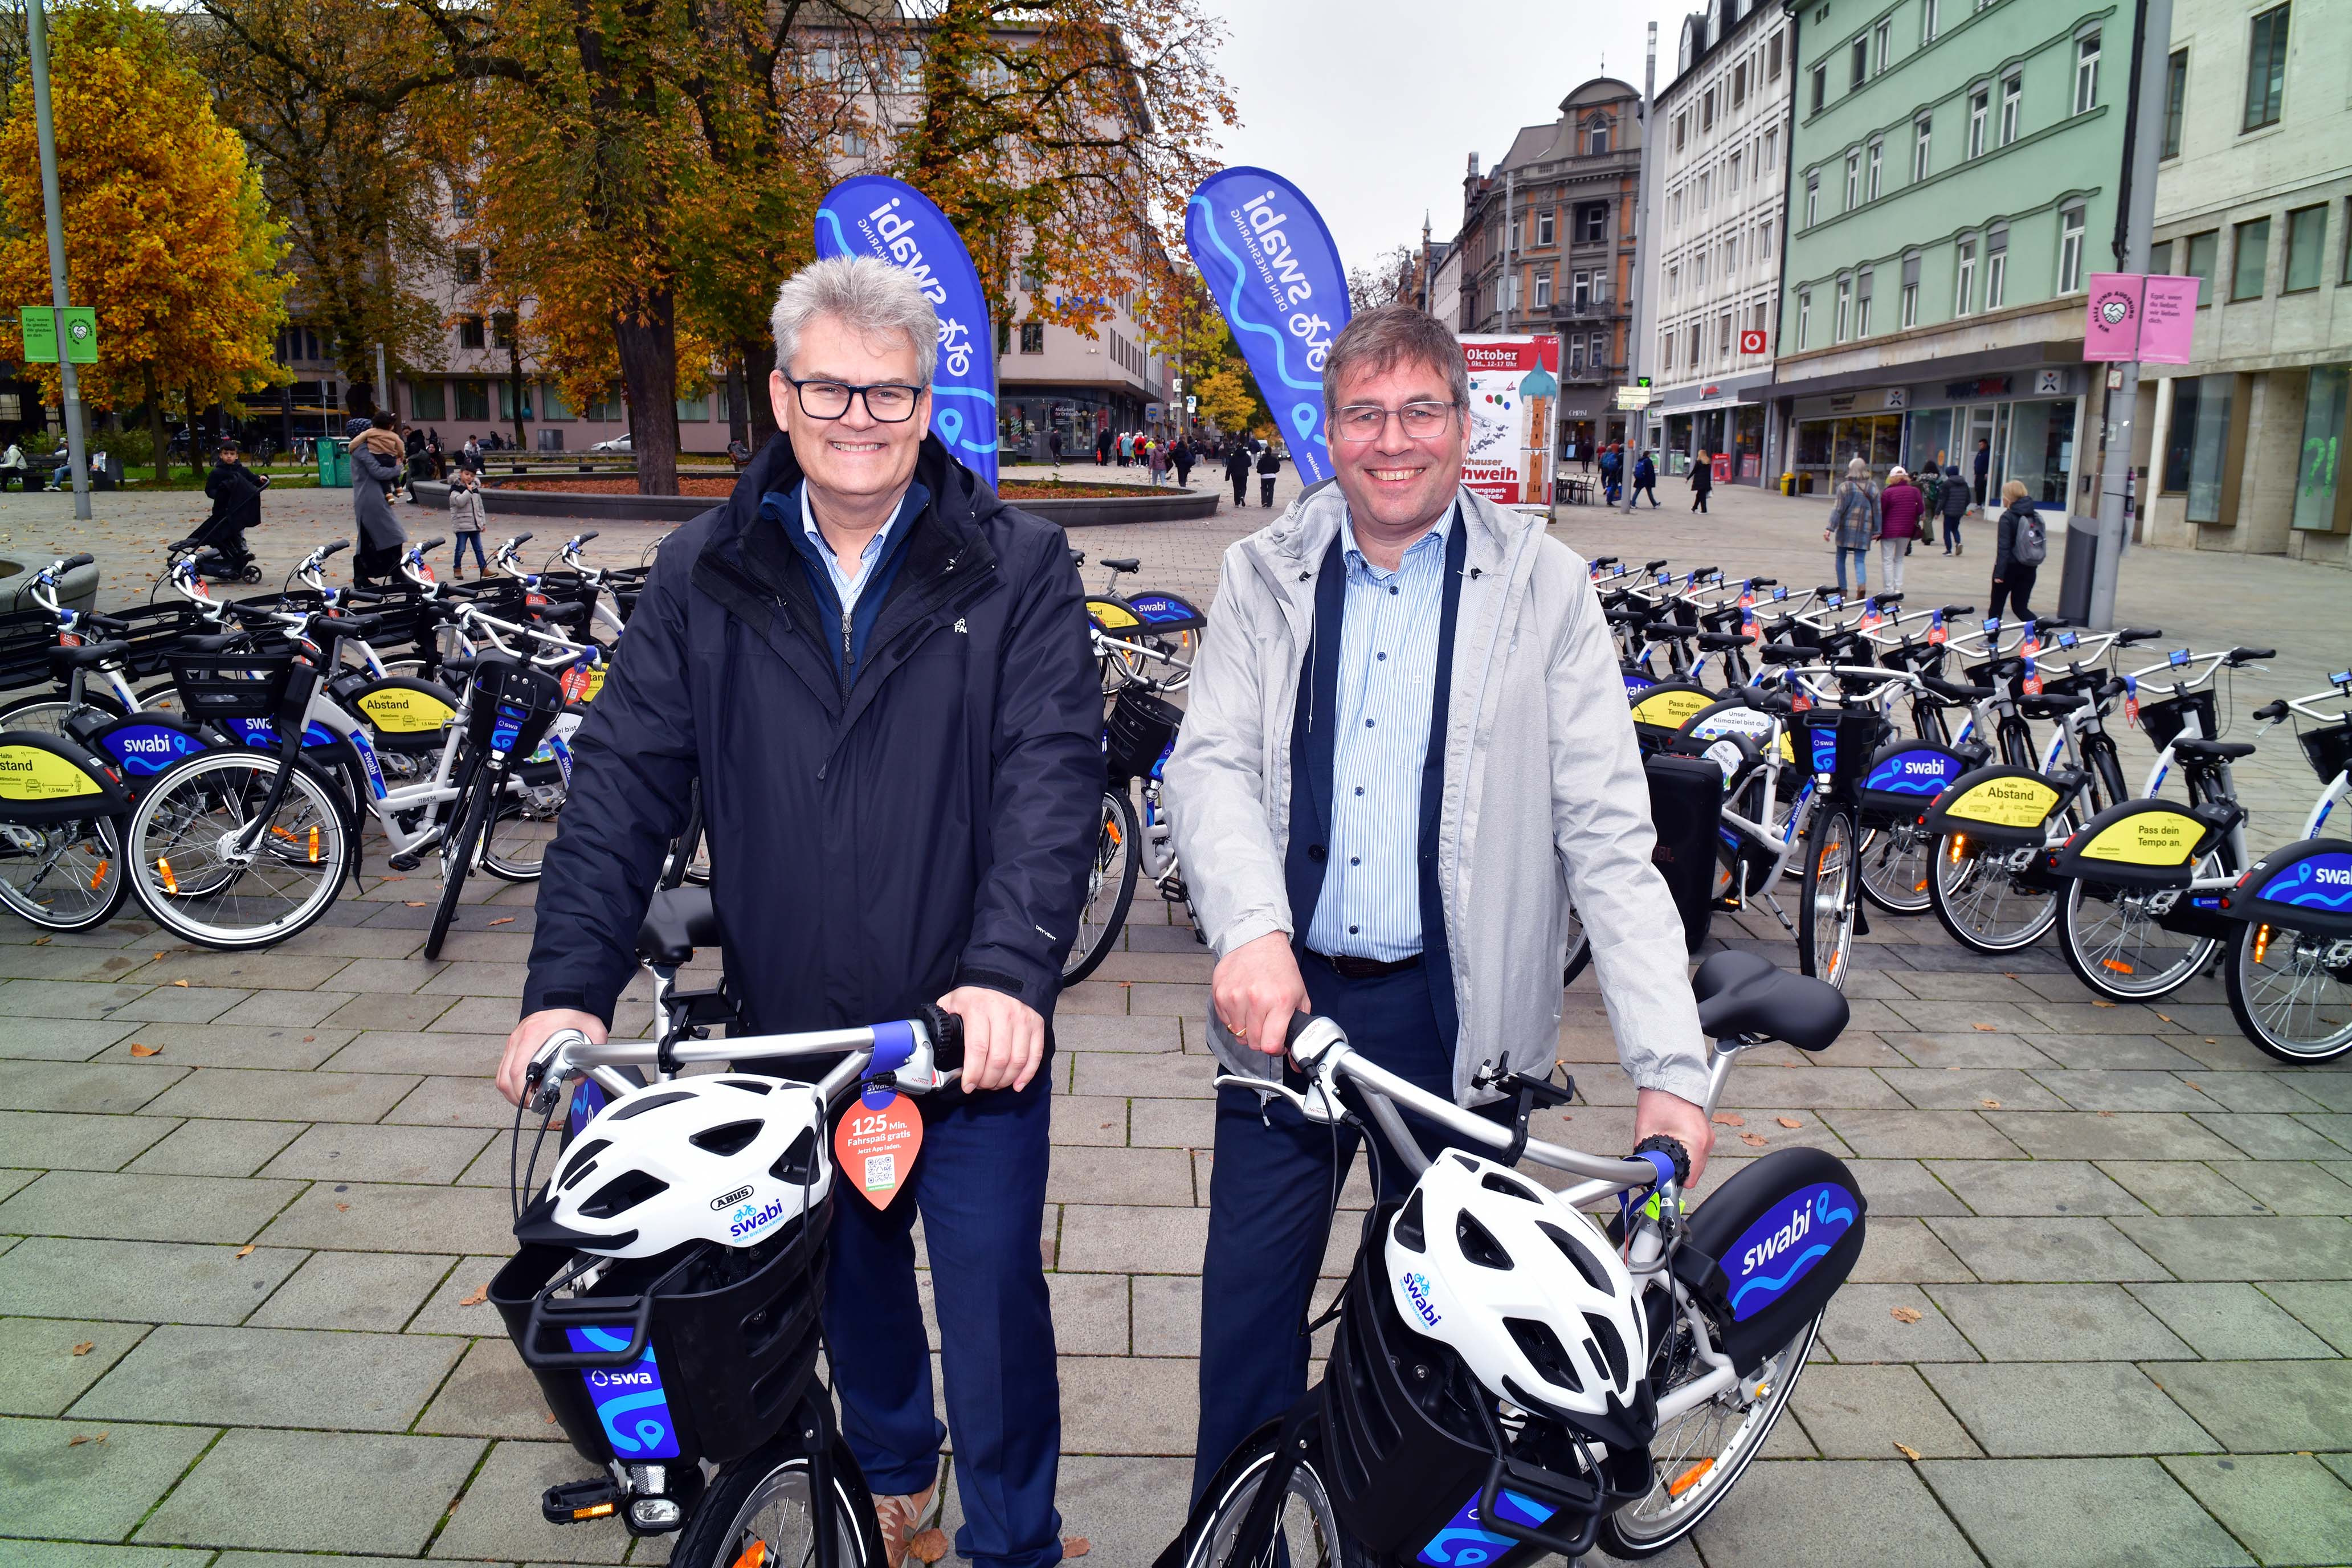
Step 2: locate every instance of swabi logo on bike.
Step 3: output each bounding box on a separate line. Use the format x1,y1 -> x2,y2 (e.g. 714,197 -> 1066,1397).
1723,1182 -> 1858,1320
564,1326 -> 682,1459
1401,1269 -> 1443,1328
1415,1486 -> 1559,1566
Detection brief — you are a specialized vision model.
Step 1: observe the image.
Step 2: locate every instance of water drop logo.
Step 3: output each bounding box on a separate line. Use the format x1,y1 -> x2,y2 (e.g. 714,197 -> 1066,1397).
565,1326 -> 681,1459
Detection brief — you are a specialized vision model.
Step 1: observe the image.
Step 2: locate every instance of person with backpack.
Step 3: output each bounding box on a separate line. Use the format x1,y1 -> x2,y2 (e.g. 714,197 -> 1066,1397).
1255,439 -> 1281,507
1938,463 -> 1969,554
1990,479 -> 2045,619
1598,443 -> 1621,503
1631,448 -> 1659,508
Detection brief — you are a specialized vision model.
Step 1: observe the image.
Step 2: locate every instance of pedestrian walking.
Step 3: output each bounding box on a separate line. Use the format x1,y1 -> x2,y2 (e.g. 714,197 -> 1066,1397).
1048,427 -> 1063,463
1163,303 -> 1715,1509
1599,443 -> 1621,503
1918,460 -> 1944,547
1224,439 -> 1252,507
1255,439 -> 1281,507
1825,455 -> 1877,594
1143,438 -> 1163,485
1632,448 -> 1659,508
496,256 -> 1097,1568
348,411 -> 409,587
1687,450 -> 1712,514
1878,465 -> 1924,594
1095,427 -> 1110,466
1990,479 -> 2045,620
1117,430 -> 1133,467
1171,435 -> 1195,489
447,468 -> 489,577
1939,463 -> 1970,554
1972,437 -> 1990,512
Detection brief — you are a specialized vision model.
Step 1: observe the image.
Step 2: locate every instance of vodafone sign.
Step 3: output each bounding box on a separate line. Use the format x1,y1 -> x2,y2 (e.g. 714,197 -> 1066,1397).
1738,329 -> 1769,355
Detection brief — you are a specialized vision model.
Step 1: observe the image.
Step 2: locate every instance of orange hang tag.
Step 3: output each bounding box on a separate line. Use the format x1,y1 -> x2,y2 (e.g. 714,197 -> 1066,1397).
835,1088 -> 923,1209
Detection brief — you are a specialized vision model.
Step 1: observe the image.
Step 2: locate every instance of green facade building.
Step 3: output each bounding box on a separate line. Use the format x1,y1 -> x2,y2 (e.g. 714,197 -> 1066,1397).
1771,0 -> 2144,513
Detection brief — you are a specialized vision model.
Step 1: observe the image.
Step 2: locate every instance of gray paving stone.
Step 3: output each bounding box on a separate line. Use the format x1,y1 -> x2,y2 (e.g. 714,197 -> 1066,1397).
315,956 -> 437,995
1926,1218 -> 2170,1282
259,1122 -> 492,1185
0,1318 -> 152,1416
1918,1456 -> 2252,1568
1983,1110 -> 2246,1162
248,1250 -> 455,1331
2113,1215 -> 2352,1280
1047,1093 -> 1129,1147
2028,1071 -> 2223,1113
135,1067 -> 422,1125
430,1440 -> 632,1562
1846,1159 -> 1973,1216
134,1427 -> 484,1554
0,1414 -> 218,1542
2016,1032 -> 2205,1071
317,991 -> 456,1034
0,979 -> 156,1020
2126,1282 -> 2341,1360
0,1171 -> 305,1244
1820,1108 -> 2026,1159
2095,1159 -> 2268,1216
405,1256 -> 508,1337
416,960 -> 529,998
0,1059 -> 185,1114
1849,1218 -> 1979,1284
258,1179 -> 518,1255
117,951 -> 358,993
1924,1159 -> 2149,1216
1790,1363 -> 1983,1459
1921,1362 -> 2215,1456
1042,1144 -> 1193,1206
381,1074 -> 517,1128
94,1023 -> 354,1072
120,1120 -> 305,1178
1131,1272 -> 1200,1358
1057,1204 -> 1209,1275
0,1238 -> 304,1325
1068,1050 -> 1218,1099
1716,1065 -> 1912,1110
1052,1013 -> 1182,1052
1924,1284 -> 2192,1361
0,1544 -> 214,1568
2194,1111 -> 2352,1161
1877,1069 -> 2071,1112
1690,1460 -> 1981,1567
2210,1159 -> 2352,1214
2259,1280 -> 2352,1354
321,1030 -> 504,1076
71,1324 -> 464,1431
1059,1351 -> 1195,1457
213,989 -> 360,1029
2161,1453 -> 2352,1566
415,1337 -> 557,1438
1009,1454 -> 1194,1568
2145,1359 -> 2352,1452
1046,1270 -> 1129,1357
0,1017 -> 141,1062
2291,1112 -> 2352,1153
1820,1284 -> 1981,1363
426,995 -> 534,1035
108,986 -> 254,1024
1885,1031 -> 2061,1070
2177,1070 -> 2330,1113
0,1109 -> 173,1172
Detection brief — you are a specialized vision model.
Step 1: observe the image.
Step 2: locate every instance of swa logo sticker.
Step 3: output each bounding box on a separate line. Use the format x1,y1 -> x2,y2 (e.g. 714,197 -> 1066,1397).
1724,1183 -> 1858,1321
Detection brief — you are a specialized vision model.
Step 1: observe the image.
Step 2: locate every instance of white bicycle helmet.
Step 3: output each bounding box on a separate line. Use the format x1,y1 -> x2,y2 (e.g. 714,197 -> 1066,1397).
1385,1149 -> 1648,1427
536,1076 -> 831,1259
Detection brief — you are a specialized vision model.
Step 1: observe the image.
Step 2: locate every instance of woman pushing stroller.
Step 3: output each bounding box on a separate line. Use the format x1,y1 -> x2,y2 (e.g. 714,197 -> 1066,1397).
179,437 -> 269,584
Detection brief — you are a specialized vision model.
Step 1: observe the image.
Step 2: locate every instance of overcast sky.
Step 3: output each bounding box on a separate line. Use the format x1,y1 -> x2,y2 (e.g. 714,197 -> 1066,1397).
1203,0 -> 1696,272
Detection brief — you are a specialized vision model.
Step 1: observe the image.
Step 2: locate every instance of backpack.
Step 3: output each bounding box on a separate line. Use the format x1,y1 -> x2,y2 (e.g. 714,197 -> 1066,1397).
2010,507 -> 2047,565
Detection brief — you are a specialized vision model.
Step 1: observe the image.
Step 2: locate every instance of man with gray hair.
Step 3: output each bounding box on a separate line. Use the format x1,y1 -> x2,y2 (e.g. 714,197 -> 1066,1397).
1163,304 -> 1716,1497
501,255 -> 1101,1567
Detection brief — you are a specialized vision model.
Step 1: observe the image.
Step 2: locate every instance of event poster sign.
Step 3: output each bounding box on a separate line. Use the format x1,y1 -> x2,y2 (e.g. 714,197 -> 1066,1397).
1185,168 -> 1349,485
2137,275 -> 2199,365
1459,335 -> 1560,508
814,176 -> 998,486
2084,273 -> 2200,365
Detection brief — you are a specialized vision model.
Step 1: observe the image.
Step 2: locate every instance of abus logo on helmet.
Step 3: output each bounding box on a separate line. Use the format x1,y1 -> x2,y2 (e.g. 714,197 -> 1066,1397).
1401,1270 -> 1442,1328
709,1185 -> 753,1212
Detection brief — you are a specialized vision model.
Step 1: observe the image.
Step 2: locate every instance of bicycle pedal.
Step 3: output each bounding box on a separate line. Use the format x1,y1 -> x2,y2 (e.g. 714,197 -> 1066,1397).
541,1477 -> 626,1524
386,851 -> 422,872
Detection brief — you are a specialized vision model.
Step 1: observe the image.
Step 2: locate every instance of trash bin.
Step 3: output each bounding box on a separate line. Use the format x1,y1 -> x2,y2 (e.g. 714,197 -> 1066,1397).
1781,472 -> 1795,496
317,438 -> 352,489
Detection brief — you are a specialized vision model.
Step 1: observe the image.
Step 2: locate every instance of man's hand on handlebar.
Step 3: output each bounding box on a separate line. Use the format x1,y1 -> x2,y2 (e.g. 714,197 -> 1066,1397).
935,986 -> 1043,1092
1634,1088 -> 1713,1185
1212,930 -> 1310,1059
497,1007 -> 608,1108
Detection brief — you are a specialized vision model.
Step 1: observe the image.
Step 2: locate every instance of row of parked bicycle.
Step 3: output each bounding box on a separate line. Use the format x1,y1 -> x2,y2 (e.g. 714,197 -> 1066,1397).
0,532 -> 651,958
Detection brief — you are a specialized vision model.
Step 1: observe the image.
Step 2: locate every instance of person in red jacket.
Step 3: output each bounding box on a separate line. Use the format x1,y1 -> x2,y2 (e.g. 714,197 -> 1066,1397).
1877,464 -> 1925,593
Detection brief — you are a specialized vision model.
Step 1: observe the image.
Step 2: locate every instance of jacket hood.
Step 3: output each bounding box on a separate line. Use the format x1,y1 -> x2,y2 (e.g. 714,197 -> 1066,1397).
717,430 -> 1004,539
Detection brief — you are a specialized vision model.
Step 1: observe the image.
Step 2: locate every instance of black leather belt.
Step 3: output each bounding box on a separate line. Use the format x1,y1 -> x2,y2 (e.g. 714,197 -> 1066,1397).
1307,949 -> 1423,981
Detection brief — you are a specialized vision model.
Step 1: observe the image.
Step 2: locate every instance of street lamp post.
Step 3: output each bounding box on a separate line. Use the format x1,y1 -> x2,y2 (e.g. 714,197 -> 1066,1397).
25,0 -> 90,520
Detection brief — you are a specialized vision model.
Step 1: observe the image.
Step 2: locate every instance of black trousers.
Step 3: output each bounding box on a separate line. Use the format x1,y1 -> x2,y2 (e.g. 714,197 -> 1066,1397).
1230,472 -> 1247,504
1989,562 -> 2037,620
1259,476 -> 1276,505
1691,488 -> 1710,513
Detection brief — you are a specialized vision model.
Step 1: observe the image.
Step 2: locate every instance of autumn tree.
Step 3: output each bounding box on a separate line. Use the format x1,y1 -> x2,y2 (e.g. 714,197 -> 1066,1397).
1167,283 -> 1268,440
0,0 -> 289,480
1348,244 -> 1415,315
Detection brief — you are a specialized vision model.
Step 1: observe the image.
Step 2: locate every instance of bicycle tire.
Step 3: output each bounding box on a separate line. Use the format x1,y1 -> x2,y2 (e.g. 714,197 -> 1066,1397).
2223,918 -> 2352,1064
666,1428 -> 886,1568
0,815 -> 129,932
0,689 -> 125,738
1798,804 -> 1858,987
1857,820 -> 1934,915
426,762 -> 494,959
126,749 -> 351,950
2055,859 -> 2224,1003
1928,831 -> 2060,953
1063,787 -> 1139,986
1178,1420 -> 1372,1568
1563,897 -> 1592,986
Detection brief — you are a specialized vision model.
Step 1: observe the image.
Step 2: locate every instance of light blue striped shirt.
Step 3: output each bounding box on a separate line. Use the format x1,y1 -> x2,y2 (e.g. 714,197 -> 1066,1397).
798,481 -> 909,614
1302,506 -> 1454,962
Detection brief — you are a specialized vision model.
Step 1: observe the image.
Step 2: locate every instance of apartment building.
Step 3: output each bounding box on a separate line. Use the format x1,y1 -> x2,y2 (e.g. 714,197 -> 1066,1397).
1643,0 -> 1794,484
1773,0 -> 2146,511
2135,0 -> 2350,564
1457,77 -> 1646,458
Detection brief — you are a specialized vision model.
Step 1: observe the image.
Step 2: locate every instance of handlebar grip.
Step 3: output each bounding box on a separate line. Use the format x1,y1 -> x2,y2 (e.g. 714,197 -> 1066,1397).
506,532 -> 534,547
2117,627 -> 2162,644
418,537 -> 447,553
85,612 -> 130,635
573,530 -> 601,545
58,552 -> 93,570
345,587 -> 387,603
1747,577 -> 1777,588
1283,1012 -> 1318,1051
914,1003 -> 963,1070
1943,604 -> 1976,618
1632,1133 -> 1691,1188
2253,700 -> 2289,722
2231,647 -> 2276,664
322,539 -> 350,558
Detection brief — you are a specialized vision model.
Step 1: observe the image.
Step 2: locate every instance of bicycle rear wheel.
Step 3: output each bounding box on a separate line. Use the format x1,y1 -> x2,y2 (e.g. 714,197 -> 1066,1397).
126,750 -> 350,949
1063,787 -> 1138,986
0,691 -> 125,739
481,770 -> 565,883
0,816 -> 128,931
1798,805 -> 1858,987
2224,920 -> 2352,1063
667,1430 -> 885,1568
2056,860 -> 2223,1003
1929,832 -> 2059,953
427,765 -> 494,959
1857,819 -> 1934,915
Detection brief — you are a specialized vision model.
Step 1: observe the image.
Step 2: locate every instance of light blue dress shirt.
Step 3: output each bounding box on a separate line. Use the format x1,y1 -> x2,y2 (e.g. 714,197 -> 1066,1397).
798,481 -> 909,613
1302,506 -> 1454,962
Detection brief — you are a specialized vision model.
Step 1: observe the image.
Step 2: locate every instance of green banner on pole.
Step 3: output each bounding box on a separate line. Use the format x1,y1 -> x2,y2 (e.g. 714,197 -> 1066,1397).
19,305 -> 95,363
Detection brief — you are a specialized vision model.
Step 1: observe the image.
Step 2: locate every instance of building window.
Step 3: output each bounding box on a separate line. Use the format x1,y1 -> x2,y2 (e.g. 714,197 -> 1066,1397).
1730,152 -> 1742,192
1659,329 -> 1673,369
1591,331 -> 1608,371
1955,236 -> 1977,315
1986,224 -> 2009,308
1855,270 -> 1873,336
2231,217 -> 2270,300
1019,322 -> 1044,353
1733,60 -> 1749,107
2000,72 -> 2022,144
1573,270 -> 1594,307
1675,111 -> 1688,152
2073,32 -> 2100,114
1510,214 -> 1521,251
1576,203 -> 1608,243
1810,62 -> 1827,114
1538,210 -> 1555,247
2058,205 -> 2086,293
1668,264 -> 1679,300
1866,141 -> 1883,201
503,381 -> 537,420
1508,273 -> 1522,311
1834,276 -> 1852,341
1873,19 -> 1892,74
1769,31 -> 1784,79
458,316 -> 486,351
1687,327 -> 1699,369
1759,217 -> 1773,260
454,248 -> 482,286
541,382 -> 571,420
2243,5 -> 2288,132
1968,88 -> 1988,157
1797,288 -> 1812,349
2293,364 -> 2346,532
2184,230 -> 2218,297
2284,205 -> 2326,292
1696,250 -> 1707,288
1534,270 -> 1553,308
1922,0 -> 1940,43
1726,235 -> 1741,275
1587,118 -> 1610,154
409,380 -> 446,421
1844,152 -> 1859,210
1850,37 -> 1868,88
1764,126 -> 1778,168
1901,252 -> 1921,327
1700,173 -> 1711,211
1804,173 -> 1819,226
454,379 -> 490,422
2162,50 -> 2187,158
1570,336 -> 1586,376
1913,117 -> 1932,181
2162,375 -> 2234,522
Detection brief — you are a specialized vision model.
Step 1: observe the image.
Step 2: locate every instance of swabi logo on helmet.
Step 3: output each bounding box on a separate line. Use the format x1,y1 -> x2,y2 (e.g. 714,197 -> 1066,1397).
1400,1269 -> 1442,1328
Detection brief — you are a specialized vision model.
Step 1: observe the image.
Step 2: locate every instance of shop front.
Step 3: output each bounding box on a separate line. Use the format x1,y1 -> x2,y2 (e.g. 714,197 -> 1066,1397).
1787,368 -> 2083,511
1555,390 -> 1606,469
1655,371 -> 1772,484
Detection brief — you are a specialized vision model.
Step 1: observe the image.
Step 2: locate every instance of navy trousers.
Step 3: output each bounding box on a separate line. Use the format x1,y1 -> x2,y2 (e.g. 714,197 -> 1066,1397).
820,1073 -> 1063,1568
1190,958 -> 1508,1502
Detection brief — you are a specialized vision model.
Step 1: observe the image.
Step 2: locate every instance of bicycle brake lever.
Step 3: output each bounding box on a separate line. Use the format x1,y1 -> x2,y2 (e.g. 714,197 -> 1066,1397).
1212,1073 -> 1328,1126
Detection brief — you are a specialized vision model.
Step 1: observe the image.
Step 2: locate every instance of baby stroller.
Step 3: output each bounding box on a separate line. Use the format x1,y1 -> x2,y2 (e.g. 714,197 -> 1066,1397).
172,451 -> 269,585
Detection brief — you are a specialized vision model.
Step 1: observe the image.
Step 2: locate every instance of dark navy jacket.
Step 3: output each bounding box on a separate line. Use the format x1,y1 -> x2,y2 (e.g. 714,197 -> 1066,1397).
521,434 -> 1104,1039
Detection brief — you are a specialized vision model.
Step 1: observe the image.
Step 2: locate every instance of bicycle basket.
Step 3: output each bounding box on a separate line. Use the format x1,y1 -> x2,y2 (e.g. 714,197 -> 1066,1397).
165,652 -> 297,718
464,659 -> 566,757
2299,721 -> 2352,787
492,1202 -> 832,1470
0,609 -> 57,692
107,603 -> 205,680
2137,689 -> 2217,751
1104,685 -> 1182,782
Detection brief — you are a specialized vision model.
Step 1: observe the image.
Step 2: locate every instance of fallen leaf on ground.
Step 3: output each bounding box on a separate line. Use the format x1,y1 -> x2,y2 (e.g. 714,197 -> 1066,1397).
2097,1110 -> 2116,1118
1063,1539 -> 1090,1558
302,1036 -> 315,1043
128,1043 -> 160,1057
1775,1117 -> 1802,1129
1970,1023 -> 1996,1032
382,874 -> 406,881
459,1285 -> 489,1306
1740,1132 -> 1768,1147
172,978 -> 189,987
1712,1112 -> 1746,1127
2203,1039 -> 2217,1045
235,1244 -> 255,1259
545,1412 -> 558,1424
2155,1013 -> 2174,1024
31,935 -> 48,945
67,1431 -> 105,1446
488,916 -> 514,926
153,952 -> 164,959
335,1202 -> 350,1212
71,1341 -> 93,1356
1890,1306 -> 1924,1323
907,1529 -> 950,1563
1980,1099 -> 2001,1109
1894,1442 -> 1924,1461
2091,999 -> 2116,1008
405,900 -> 427,907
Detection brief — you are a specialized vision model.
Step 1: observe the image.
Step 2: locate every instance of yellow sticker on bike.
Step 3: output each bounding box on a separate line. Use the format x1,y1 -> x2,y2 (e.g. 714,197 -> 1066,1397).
2077,809 -> 2202,867
0,744 -> 101,799
1087,598 -> 1140,631
1631,688 -> 1713,730
357,688 -> 455,733
1941,775 -> 2059,829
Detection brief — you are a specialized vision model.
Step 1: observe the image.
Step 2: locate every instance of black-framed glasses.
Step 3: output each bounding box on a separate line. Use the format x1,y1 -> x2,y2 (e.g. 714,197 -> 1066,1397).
1333,400 -> 1460,442
783,377 -> 925,423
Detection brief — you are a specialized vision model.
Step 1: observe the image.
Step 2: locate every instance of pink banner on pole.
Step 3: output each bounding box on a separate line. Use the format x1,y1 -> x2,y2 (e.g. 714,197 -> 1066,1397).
2084,273 -> 2146,362
2136,275 -> 2200,364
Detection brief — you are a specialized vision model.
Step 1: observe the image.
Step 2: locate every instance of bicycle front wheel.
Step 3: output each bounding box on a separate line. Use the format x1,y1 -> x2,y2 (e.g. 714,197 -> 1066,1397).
2056,860 -> 2223,1003
0,815 -> 128,931
1063,787 -> 1139,986
127,750 -> 350,949
481,770 -> 566,883
2225,919 -> 2352,1063
1857,819 -> 1934,915
1798,805 -> 1858,987
667,1431 -> 885,1568
427,766 -> 494,959
1181,1422 -> 1370,1568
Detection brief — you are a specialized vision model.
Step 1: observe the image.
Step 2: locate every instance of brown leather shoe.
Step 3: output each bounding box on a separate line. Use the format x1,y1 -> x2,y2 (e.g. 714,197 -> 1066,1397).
872,1479 -> 940,1567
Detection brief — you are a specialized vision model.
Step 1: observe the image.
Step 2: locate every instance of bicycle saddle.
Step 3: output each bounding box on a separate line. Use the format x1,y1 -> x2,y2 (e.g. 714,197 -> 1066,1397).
1758,642 -> 1807,664
1640,623 -> 1695,642
2173,737 -> 2257,762
173,632 -> 247,655
1696,631 -> 1753,652
48,639 -> 131,669
1101,557 -> 1140,573
2018,691 -> 2088,718
1920,675 -> 1993,703
1067,549 -> 1085,567
1690,950 -> 1848,1052
637,884 -> 724,966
